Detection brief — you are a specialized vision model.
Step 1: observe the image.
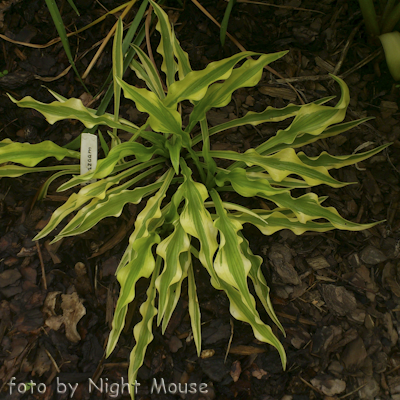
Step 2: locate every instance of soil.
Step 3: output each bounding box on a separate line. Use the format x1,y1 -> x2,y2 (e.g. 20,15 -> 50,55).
1,1 -> 400,400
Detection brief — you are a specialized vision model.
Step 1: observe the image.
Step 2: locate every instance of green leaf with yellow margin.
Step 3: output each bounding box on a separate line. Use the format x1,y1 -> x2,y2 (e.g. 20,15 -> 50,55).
155,219 -> 190,323
7,95 -> 139,135
164,51 -> 264,106
106,169 -> 174,356
150,0 -> 178,88
214,150 -> 346,187
34,161 -> 164,240
57,142 -> 163,190
127,255 -> 161,400
0,164 -> 78,178
116,77 -> 191,147
231,210 -> 337,235
210,189 -> 258,312
130,44 -> 165,99
179,159 -> 220,288
219,278 -> 286,368
187,261 -> 201,356
0,139 -> 80,166
187,52 -> 287,133
239,233 -> 285,334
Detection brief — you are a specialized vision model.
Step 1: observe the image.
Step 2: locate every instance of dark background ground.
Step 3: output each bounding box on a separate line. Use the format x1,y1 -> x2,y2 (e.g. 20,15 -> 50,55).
0,0 -> 400,399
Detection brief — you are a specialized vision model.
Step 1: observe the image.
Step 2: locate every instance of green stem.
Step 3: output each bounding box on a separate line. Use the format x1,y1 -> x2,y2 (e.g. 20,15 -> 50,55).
358,0 -> 380,36
381,3 -> 400,33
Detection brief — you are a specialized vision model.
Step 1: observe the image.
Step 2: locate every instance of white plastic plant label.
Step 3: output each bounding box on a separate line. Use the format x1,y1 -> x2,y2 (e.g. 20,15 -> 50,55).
80,133 -> 98,177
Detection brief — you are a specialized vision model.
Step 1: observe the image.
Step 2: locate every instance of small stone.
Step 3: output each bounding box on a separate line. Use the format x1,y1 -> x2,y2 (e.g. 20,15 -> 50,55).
360,245 -> 388,265
321,285 -> 357,316
306,255 -> 330,270
341,337 -> 367,371
245,95 -> 255,106
389,376 -> 400,395
311,375 -> 346,396
357,378 -> 380,399
168,336 -> 183,353
327,360 -> 344,376
199,356 -> 230,382
269,244 -> 300,285
372,351 -> 388,373
0,269 -> 21,288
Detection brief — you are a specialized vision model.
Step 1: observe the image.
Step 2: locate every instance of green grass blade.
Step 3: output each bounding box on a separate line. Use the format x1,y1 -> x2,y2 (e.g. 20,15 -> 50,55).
66,0 -> 80,15
220,0 -> 236,46
45,0 -> 89,92
111,18 -> 124,148
358,0 -> 380,36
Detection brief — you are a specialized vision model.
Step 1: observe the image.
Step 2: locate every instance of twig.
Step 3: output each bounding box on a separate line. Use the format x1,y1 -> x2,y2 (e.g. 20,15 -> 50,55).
225,319 -> 234,363
340,48 -> 383,79
339,383 -> 367,399
36,241 -> 47,290
299,376 -> 325,395
44,348 -> 60,373
333,21 -> 362,76
386,363 -> 400,375
82,0 -> 136,79
269,74 -> 332,84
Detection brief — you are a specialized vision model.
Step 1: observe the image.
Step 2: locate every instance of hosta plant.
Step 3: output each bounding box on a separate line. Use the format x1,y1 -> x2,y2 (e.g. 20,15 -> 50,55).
0,1 -> 388,397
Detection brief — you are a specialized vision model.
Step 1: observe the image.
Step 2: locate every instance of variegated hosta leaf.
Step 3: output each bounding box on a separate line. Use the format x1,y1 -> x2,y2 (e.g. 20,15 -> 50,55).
254,75 -> 349,156
260,117 -> 374,156
210,189 -> 257,312
187,52 -> 287,133
214,149 -> 346,188
34,162 -> 164,240
297,143 -> 390,169
164,51 -> 264,107
220,278 -> 286,367
192,97 -> 335,146
179,160 -> 220,288
231,210 -> 337,235
0,139 -> 80,167
7,94 -> 139,135
187,262 -> 201,356
165,135 -> 182,174
215,168 -> 290,196
57,142 -> 164,191
116,77 -> 191,147
215,170 -> 379,230
172,26 -> 192,80
159,250 -> 191,334
263,192 -> 379,230
150,0 -> 178,88
50,181 -> 162,241
155,219 -> 190,323
0,164 -> 78,178
107,170 -> 174,356
130,44 -> 165,99
127,256 -> 161,400
239,233 -> 285,334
